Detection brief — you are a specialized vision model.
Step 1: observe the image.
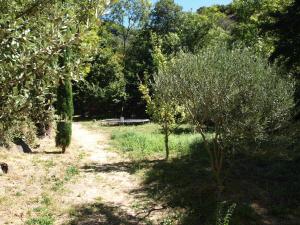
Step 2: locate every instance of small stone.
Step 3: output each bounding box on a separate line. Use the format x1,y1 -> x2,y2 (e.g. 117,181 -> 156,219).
0,163 -> 8,174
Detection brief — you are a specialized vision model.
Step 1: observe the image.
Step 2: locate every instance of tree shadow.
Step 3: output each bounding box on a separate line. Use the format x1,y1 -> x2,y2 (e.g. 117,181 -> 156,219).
137,139 -> 300,225
81,159 -> 162,174
13,137 -> 33,153
29,150 -> 63,154
79,140 -> 220,224
67,202 -> 149,225
78,138 -> 300,225
137,141 -> 220,225
43,151 -> 63,154
225,153 -> 300,224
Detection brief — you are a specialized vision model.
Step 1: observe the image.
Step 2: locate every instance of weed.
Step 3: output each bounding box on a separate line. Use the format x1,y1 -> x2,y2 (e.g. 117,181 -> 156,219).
77,152 -> 87,160
50,166 -> 79,191
31,158 -> 55,170
41,194 -> 52,206
0,196 -> 6,204
26,214 -> 54,225
52,180 -> 64,191
68,207 -> 77,217
26,192 -> 54,225
159,212 -> 184,225
131,201 -> 144,210
33,207 -> 47,213
51,178 -> 64,191
15,191 -> 22,197
65,165 -> 79,181
160,217 -> 173,225
44,160 -> 56,169
216,201 -> 236,225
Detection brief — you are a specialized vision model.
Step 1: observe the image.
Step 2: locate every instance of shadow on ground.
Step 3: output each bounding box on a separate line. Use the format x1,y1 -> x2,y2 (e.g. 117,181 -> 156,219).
134,140 -> 300,225
67,202 -> 147,225
72,134 -> 300,225
29,151 -> 63,155
82,159 -> 162,174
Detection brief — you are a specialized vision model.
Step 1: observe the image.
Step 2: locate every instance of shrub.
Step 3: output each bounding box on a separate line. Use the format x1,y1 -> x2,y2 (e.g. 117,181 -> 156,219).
216,202 -> 236,225
55,122 -> 72,153
158,44 -> 294,189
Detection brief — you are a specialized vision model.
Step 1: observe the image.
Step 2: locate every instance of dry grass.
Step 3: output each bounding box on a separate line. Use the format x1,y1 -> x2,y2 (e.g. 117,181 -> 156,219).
0,123 -> 167,225
7,121 -> 299,225
0,135 -> 85,225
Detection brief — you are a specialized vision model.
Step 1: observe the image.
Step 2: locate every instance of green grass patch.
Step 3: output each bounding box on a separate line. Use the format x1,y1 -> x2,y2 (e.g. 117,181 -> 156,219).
65,165 -> 79,181
109,123 -> 203,160
26,193 -> 54,225
51,165 -> 79,191
51,178 -> 64,192
26,214 -> 54,225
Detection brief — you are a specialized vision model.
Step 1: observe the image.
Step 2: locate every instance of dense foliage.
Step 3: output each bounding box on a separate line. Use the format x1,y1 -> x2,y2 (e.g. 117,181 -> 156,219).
2,0 -> 298,145
0,0 -> 107,144
74,0 -> 299,120
1,1 -> 299,224
264,0 -> 300,118
73,23 -> 126,118
156,44 -> 294,188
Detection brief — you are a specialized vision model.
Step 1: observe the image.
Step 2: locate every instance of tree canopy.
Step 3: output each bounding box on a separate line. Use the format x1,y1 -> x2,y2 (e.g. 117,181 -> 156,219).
0,0 -> 106,144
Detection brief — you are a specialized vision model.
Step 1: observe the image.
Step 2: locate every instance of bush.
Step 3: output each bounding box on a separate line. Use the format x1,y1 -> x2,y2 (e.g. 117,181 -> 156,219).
157,44 -> 295,188
55,122 -> 72,153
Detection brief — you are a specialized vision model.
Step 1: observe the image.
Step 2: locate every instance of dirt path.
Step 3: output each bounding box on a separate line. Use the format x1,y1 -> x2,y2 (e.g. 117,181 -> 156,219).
61,123 -> 156,225
0,123 -> 162,225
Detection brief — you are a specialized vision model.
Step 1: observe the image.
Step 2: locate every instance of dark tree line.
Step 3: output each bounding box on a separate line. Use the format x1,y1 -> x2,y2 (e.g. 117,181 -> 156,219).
73,0 -> 300,120
265,0 -> 300,119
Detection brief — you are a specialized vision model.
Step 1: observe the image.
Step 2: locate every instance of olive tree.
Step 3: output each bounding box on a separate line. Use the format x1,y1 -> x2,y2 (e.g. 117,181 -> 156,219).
0,0 -> 107,145
158,45 -> 294,189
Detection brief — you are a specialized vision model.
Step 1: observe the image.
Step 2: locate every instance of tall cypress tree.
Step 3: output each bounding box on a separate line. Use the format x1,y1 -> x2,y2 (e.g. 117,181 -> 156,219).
55,49 -> 74,153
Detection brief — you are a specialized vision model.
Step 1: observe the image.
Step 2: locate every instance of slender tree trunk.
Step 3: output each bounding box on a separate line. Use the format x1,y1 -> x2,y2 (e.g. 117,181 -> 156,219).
164,121 -> 169,160
198,127 -> 224,197
212,144 -> 224,198
62,146 -> 66,154
165,131 -> 169,160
